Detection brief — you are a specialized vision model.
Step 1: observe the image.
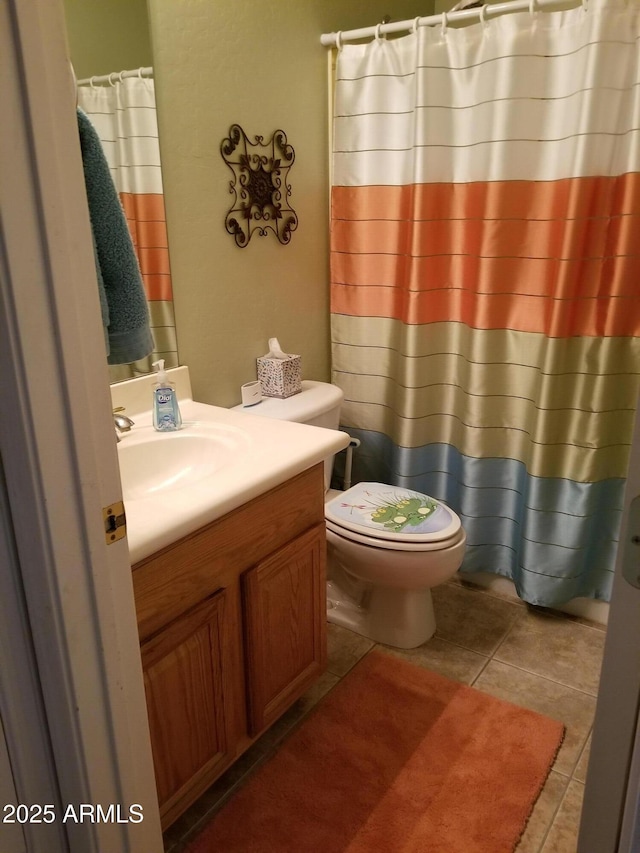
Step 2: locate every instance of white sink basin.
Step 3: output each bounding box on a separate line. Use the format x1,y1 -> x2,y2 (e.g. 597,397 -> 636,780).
117,422 -> 251,501
111,372 -> 351,565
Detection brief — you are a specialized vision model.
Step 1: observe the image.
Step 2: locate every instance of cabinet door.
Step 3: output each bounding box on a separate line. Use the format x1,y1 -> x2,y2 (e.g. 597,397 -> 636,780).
140,589 -> 230,826
242,523 -> 327,736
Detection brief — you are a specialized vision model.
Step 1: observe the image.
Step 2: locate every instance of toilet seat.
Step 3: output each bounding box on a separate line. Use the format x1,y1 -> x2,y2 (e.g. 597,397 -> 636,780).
325,482 -> 462,553
326,519 -> 465,552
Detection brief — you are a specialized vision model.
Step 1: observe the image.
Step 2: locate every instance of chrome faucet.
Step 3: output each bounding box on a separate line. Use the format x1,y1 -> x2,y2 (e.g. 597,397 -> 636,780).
113,407 -> 135,442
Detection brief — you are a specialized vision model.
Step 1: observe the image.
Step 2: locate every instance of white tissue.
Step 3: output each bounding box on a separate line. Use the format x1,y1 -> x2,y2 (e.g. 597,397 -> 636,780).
267,337 -> 288,359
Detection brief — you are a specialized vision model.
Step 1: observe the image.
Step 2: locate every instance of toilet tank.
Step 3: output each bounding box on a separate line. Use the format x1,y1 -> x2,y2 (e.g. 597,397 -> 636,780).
236,380 -> 343,429
232,380 -> 344,489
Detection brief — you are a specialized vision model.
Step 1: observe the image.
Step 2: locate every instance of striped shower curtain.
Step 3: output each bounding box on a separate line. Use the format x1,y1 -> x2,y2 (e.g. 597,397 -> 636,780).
77,73 -> 177,380
330,0 -> 640,606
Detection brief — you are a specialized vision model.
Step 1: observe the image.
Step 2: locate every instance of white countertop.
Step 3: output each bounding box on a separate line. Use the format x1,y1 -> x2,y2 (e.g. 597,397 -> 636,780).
112,369 -> 349,565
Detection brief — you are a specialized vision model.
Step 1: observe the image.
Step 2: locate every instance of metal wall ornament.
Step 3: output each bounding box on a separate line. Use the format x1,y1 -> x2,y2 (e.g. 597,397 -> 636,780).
221,125 -> 298,247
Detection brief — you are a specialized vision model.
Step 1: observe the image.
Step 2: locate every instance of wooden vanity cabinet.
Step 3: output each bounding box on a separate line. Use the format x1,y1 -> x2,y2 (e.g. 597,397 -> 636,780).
140,590 -> 229,814
243,523 -> 326,736
131,464 -> 327,829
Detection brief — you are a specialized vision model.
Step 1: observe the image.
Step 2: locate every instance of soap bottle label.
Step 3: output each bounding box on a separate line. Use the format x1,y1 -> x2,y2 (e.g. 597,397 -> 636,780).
153,387 -> 180,431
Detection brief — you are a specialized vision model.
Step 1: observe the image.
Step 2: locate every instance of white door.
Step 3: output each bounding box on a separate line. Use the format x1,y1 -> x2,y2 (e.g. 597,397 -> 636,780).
579,399 -> 640,852
1,1 -> 162,850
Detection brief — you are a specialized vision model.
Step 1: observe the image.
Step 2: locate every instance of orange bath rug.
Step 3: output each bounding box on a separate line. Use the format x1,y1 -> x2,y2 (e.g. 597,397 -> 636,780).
185,650 -> 564,853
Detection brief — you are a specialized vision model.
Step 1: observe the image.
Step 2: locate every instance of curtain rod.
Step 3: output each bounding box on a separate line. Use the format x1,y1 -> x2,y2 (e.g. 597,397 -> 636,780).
76,66 -> 153,87
320,0 -> 584,46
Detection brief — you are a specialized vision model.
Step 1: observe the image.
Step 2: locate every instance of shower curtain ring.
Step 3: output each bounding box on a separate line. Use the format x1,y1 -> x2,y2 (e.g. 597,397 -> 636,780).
529,0 -> 538,14
335,30 -> 343,50
441,12 -> 449,35
108,72 -> 118,87
582,0 -> 588,10
412,16 -> 421,34
118,71 -> 126,83
479,4 -> 489,27
375,23 -> 383,40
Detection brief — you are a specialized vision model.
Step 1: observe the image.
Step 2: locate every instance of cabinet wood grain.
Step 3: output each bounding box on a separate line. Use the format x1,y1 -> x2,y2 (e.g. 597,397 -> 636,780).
131,464 -> 327,829
141,590 -> 229,819
242,523 -> 326,736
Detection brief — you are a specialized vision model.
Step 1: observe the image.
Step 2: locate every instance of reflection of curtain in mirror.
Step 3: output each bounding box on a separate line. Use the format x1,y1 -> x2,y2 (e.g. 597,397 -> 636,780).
77,72 -> 177,381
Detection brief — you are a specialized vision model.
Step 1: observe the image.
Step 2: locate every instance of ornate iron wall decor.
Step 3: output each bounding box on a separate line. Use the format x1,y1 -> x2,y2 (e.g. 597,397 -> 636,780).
221,125 -> 298,247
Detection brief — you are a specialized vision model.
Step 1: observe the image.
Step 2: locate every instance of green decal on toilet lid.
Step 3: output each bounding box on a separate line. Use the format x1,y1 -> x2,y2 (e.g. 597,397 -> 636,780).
325,483 -> 461,543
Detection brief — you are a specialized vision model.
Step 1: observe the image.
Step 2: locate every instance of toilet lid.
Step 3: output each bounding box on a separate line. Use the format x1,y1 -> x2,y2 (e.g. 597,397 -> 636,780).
325,483 -> 461,544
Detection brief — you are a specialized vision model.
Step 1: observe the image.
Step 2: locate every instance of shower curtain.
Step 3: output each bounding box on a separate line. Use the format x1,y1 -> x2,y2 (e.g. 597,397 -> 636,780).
330,0 -> 640,606
77,73 -> 177,378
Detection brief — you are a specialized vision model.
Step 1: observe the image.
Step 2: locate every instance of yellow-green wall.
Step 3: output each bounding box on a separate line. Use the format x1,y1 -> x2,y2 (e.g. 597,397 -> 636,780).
63,0 -> 152,79
65,1 -> 434,408
148,0 -> 432,407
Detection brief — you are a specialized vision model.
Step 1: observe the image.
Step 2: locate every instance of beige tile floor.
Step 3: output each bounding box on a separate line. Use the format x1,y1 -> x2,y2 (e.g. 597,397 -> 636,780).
164,578 -> 606,853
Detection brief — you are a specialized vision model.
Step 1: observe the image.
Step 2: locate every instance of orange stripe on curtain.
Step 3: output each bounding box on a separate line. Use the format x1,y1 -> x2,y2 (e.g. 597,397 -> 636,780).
120,192 -> 173,302
333,252 -> 640,299
126,219 -> 169,251
331,174 -> 640,337
332,219 -> 640,277
331,283 -> 638,337
136,246 -> 171,275
139,273 -> 174,303
332,175 -> 640,222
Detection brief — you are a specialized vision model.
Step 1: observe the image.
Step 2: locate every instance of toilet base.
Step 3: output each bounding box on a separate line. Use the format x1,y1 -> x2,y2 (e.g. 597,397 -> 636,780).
326,579 -> 436,650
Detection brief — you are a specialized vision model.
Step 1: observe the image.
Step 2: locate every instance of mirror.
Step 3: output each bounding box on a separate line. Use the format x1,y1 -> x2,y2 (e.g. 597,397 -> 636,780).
63,0 -> 177,382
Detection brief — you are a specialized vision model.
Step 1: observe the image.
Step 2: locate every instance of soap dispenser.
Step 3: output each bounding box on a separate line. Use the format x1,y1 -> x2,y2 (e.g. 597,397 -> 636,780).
152,359 -> 182,432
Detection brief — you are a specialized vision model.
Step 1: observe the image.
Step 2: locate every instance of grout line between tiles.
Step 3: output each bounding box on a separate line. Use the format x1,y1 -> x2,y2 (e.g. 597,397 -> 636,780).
433,612 -> 522,663
490,612 -> 524,658
469,652 -> 493,686
487,657 -> 601,699
568,724 -> 593,783
535,772 -> 572,853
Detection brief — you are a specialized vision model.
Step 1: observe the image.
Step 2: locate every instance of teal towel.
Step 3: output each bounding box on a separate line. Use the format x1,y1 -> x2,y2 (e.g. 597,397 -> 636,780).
77,108 -> 154,365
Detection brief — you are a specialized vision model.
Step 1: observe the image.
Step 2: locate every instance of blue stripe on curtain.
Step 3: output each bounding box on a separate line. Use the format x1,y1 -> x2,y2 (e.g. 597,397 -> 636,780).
340,427 -> 620,606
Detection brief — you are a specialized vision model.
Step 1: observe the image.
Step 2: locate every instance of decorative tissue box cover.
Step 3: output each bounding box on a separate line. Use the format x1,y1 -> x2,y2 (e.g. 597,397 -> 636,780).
257,354 -> 302,398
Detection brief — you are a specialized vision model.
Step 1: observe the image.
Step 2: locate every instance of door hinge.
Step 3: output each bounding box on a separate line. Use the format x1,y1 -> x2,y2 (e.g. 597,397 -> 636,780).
622,495 -> 640,589
103,501 -> 126,544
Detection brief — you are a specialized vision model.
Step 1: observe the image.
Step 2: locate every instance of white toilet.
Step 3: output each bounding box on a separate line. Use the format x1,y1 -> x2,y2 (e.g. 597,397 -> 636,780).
235,381 -> 466,649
